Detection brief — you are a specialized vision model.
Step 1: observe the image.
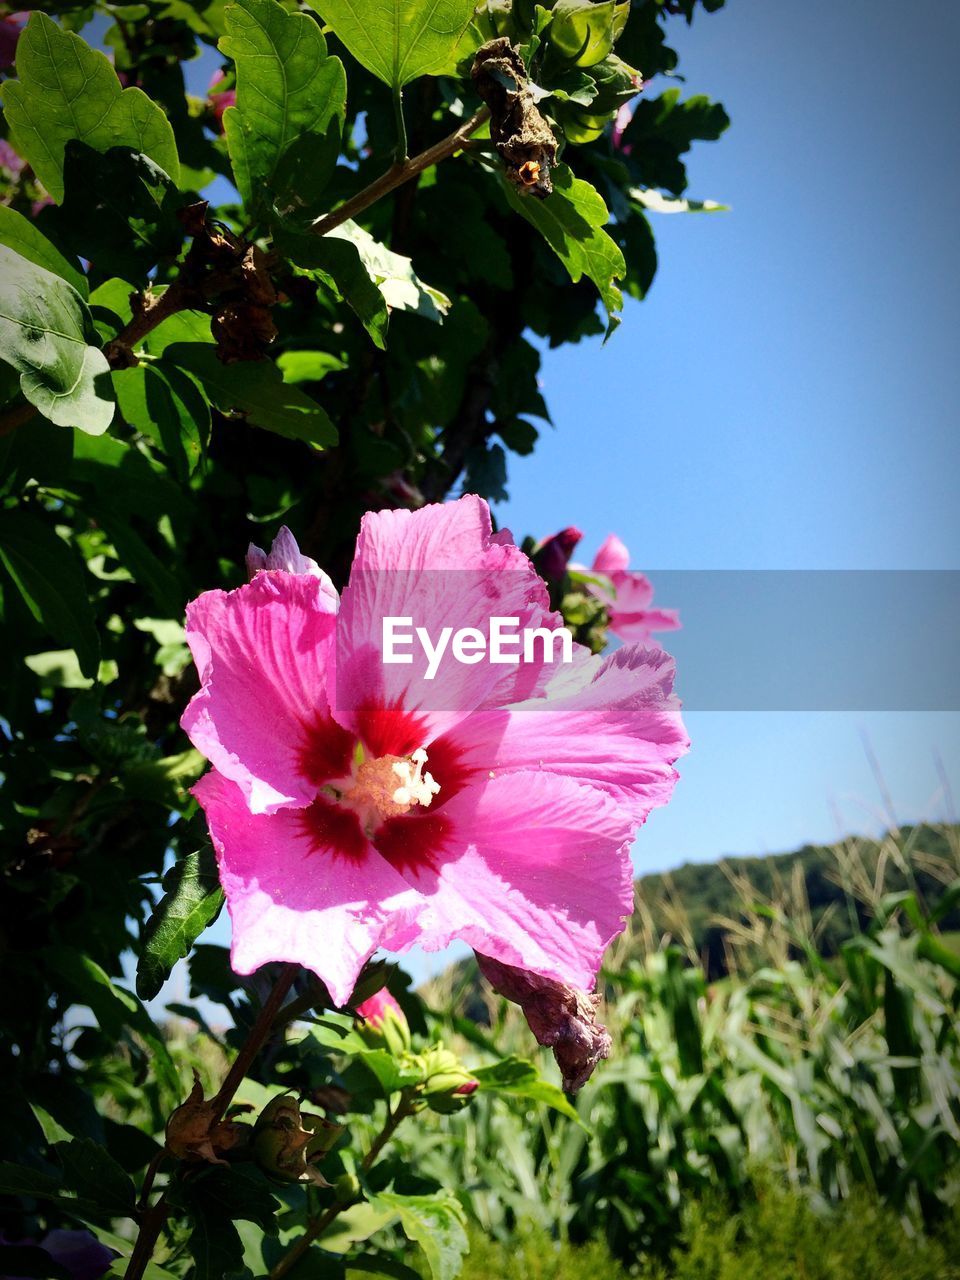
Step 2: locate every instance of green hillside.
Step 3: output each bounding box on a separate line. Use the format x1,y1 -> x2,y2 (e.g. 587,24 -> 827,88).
633,822 -> 960,978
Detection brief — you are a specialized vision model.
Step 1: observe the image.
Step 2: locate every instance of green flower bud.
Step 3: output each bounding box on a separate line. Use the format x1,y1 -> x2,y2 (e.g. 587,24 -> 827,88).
334,1172 -> 361,1204
419,1045 -> 480,1113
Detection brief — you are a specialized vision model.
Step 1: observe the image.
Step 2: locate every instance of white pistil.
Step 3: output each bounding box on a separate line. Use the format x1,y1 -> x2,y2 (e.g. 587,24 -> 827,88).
392,746 -> 441,809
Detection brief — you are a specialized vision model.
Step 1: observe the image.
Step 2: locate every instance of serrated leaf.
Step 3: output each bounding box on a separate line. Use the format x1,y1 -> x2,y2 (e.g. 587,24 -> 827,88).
162,342 -> 338,447
55,1138 -> 136,1217
370,1191 -> 468,1280
137,848 -> 225,1000
87,1228 -> 178,1280
312,0 -> 477,88
189,1214 -> 244,1280
0,205 -> 87,297
620,87 -> 730,195
220,0 -> 346,217
277,350 -> 347,383
4,12 -> 180,204
503,163 -> 624,334
0,508 -> 100,677
0,246 -> 114,433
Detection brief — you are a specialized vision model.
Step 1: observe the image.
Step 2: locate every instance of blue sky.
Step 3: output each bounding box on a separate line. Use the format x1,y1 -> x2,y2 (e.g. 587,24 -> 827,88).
497,0 -> 960,888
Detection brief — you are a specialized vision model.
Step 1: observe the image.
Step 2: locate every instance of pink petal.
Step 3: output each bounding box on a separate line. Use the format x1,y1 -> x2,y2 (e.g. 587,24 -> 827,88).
246,526 -> 338,607
406,772 -> 635,989
591,533 -> 631,575
182,573 -> 339,815
607,568 -> 655,613
195,771 -> 423,1005
447,644 -> 688,826
355,987 -> 406,1027
333,496 -> 554,745
608,606 -> 681,643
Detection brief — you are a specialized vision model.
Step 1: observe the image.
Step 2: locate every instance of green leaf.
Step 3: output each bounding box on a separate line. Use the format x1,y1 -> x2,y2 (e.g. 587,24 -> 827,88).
0,206 -> 88,297
369,1191 -> 468,1280
0,1162 -> 102,1223
114,361 -> 209,481
312,0 -> 477,88
0,508 -> 100,678
503,164 -> 624,334
4,13 -> 180,204
44,948 -> 179,1101
220,0 -> 346,217
87,1228 -> 178,1280
275,226 -> 387,348
356,1049 -> 425,1095
181,1168 -> 279,1280
620,88 -> 730,195
0,246 -> 115,433
277,350 -> 347,383
55,1138 -> 137,1217
547,0 -> 630,69
96,512 -> 182,617
463,441 -> 508,502
137,847 -> 225,1001
163,342 -> 338,446
276,222 -> 450,348
51,144 -> 184,286
471,1056 -> 583,1123
327,222 -> 450,323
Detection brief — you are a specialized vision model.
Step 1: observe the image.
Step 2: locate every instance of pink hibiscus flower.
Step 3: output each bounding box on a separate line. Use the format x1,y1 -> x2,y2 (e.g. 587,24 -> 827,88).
207,68 -> 236,132
588,534 -> 680,645
182,497 -> 687,1006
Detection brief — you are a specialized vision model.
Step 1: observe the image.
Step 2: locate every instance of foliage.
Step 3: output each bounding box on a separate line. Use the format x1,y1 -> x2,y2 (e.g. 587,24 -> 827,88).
421,829 -> 960,1265
457,1189 -> 960,1280
0,2 -> 730,1277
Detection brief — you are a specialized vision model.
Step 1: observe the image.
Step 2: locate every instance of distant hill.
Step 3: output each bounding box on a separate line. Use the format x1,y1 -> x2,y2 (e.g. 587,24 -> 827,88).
634,823 -> 960,979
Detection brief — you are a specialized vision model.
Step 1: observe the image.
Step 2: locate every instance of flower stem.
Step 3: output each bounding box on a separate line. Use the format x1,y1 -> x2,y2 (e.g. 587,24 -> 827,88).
267,1097 -> 415,1280
209,963 -> 299,1125
310,107 -> 489,238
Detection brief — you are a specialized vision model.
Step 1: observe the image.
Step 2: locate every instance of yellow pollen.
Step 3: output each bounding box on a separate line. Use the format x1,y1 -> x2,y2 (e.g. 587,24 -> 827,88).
336,747 -> 440,832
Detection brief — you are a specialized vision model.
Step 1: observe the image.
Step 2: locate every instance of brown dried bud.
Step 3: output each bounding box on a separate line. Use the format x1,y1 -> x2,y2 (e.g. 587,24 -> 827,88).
476,954 -> 612,1092
165,1072 -> 249,1165
471,38 -> 557,197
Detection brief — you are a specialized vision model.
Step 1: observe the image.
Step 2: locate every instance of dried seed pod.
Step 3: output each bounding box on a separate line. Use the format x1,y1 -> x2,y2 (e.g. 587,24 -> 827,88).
471,38 -> 557,197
